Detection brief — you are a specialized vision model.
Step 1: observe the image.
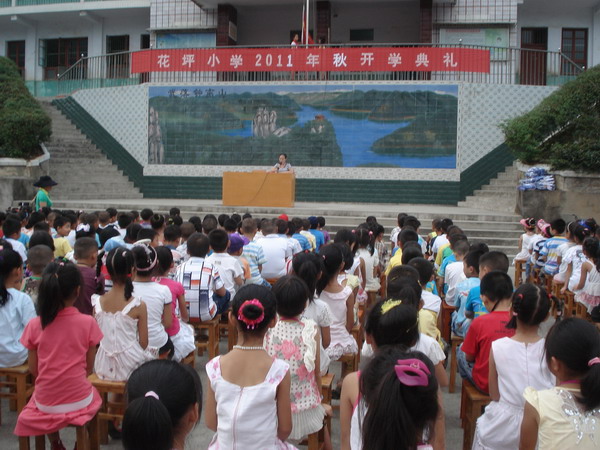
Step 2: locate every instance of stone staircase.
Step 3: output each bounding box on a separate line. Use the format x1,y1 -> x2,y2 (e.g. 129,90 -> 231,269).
458,163 -> 519,213
38,101 -> 143,201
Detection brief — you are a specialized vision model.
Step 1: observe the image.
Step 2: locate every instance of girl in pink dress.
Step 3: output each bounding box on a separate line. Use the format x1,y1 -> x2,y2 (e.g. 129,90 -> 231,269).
14,261 -> 103,450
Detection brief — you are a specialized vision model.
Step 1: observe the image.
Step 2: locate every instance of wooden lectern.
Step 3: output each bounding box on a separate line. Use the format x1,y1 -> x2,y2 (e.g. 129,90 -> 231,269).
222,171 -> 295,207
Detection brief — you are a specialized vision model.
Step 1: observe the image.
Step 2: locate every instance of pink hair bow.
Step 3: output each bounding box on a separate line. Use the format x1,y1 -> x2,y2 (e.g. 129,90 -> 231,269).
394,358 -> 431,387
238,299 -> 265,329
588,357 -> 600,367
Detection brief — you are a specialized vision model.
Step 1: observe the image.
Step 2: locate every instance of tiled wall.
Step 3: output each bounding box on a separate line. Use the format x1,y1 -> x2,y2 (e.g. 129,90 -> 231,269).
150,0 -> 217,31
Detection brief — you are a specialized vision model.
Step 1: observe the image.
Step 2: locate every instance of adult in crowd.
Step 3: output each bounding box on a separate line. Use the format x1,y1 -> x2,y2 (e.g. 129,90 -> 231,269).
33,176 -> 58,211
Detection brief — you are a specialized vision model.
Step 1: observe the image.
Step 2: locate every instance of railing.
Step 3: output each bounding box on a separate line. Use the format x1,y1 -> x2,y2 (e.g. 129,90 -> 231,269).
0,0 -> 141,6
56,43 -> 585,95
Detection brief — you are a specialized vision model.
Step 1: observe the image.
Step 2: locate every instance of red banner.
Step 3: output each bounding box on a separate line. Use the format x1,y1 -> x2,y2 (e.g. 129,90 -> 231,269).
131,47 -> 490,74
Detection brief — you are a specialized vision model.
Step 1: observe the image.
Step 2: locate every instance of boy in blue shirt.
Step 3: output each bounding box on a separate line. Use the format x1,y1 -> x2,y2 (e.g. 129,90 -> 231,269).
452,249 -> 485,337
464,251 -> 510,322
541,218 -> 567,276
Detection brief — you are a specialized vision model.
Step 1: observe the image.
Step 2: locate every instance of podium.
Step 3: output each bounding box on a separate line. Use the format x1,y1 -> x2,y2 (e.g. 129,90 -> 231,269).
222,171 -> 295,207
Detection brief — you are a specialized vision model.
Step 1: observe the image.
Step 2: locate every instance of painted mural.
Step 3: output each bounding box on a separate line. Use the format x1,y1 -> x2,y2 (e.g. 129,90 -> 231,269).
148,84 -> 458,168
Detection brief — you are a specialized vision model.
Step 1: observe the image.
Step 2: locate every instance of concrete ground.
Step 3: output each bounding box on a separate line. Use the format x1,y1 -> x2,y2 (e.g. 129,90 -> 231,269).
0,336 -> 464,449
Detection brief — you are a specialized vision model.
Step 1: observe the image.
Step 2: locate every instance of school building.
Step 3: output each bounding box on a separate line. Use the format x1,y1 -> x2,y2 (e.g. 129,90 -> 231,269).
0,0 -> 596,206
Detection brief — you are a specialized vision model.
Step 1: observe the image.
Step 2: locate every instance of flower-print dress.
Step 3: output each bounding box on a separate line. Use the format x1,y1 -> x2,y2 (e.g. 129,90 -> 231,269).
265,318 -> 326,439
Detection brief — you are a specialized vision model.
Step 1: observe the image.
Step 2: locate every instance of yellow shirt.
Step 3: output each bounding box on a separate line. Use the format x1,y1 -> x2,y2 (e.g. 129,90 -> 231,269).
53,237 -> 73,258
385,248 -> 403,276
435,243 -> 451,267
419,309 -> 443,350
300,230 -> 316,251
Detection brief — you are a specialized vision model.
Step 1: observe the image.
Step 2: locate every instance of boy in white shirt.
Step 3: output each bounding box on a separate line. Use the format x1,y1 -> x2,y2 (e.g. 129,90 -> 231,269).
206,229 -> 244,299
443,240 -> 469,306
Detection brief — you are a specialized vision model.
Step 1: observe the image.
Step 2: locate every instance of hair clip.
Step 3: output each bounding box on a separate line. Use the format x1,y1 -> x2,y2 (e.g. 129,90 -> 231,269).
380,299 -> 402,315
588,357 -> 600,367
145,391 -> 160,400
351,229 -> 356,234
237,299 -> 265,329
394,359 -> 431,387
76,223 -> 90,233
368,231 -> 373,236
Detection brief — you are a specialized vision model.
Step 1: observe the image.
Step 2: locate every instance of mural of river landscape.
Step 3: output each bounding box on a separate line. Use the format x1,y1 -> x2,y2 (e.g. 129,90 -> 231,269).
148,84 -> 458,168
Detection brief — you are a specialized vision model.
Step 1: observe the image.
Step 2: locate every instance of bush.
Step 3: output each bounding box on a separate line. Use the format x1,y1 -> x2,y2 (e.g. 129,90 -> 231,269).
0,57 -> 51,158
502,65 -> 600,172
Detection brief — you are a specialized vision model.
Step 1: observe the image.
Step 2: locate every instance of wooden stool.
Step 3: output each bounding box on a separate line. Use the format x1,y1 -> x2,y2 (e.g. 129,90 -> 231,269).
514,260 -> 525,287
306,423 -> 327,450
350,323 -> 363,352
449,335 -> 464,394
0,364 -> 34,425
182,350 -> 195,368
340,353 -> 359,380
88,374 -> 126,446
19,420 -> 99,450
564,291 -> 575,317
192,316 -> 221,359
227,317 -> 238,351
460,379 -> 491,450
440,301 -> 454,343
321,373 -> 334,431
544,274 -> 553,295
575,301 -> 589,319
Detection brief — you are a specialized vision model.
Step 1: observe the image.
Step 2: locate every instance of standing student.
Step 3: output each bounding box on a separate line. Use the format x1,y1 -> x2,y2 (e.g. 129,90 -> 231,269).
14,261 -> 103,448
205,285 -> 295,449
473,284 -> 555,449
520,318 -> 600,449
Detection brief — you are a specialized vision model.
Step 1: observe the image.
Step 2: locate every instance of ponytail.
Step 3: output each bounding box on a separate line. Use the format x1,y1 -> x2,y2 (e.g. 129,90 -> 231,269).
356,227 -> 375,256
0,248 -> 23,307
583,237 -> 600,273
316,244 -> 344,296
38,261 -> 81,328
106,248 -> 135,301
292,252 -> 323,301
506,283 -> 550,329
231,285 -> 276,335
123,360 -> 202,450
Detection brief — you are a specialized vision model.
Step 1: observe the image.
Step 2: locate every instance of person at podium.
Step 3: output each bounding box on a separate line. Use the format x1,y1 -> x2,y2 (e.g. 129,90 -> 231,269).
269,153 -> 294,174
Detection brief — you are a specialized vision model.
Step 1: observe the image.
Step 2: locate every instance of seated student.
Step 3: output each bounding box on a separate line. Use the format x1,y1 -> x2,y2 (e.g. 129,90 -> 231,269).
163,225 -> 183,274
300,218 -> 317,251
176,222 -> 196,261
408,257 -> 441,316
217,214 -> 230,230
458,271 -> 515,394
52,215 -> 73,258
223,218 -> 237,235
115,212 -> 133,238
137,228 -> 159,248
2,218 -> 27,263
452,249 -> 486,338
530,220 -> 552,279
274,218 -> 301,257
139,208 -> 154,229
175,232 -> 229,321
240,218 -> 269,287
465,251 -> 510,320
22,245 -> 54,306
227,234 -> 251,283
436,232 -> 467,295
74,237 -> 105,316
288,220 -> 311,252
308,216 -> 325,251
106,207 -> 118,227
257,220 -> 293,283
0,248 -> 37,367
150,214 -> 166,244
540,218 -> 567,277
431,218 -> 453,264
202,215 -> 218,236
385,228 -> 419,276
206,229 -> 244,299
443,239 -> 469,306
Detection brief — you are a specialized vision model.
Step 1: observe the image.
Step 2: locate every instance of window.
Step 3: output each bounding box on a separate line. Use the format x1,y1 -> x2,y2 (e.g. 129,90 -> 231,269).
7,41 -> 25,77
562,28 -> 587,71
41,37 -> 88,80
349,29 -> 374,42
107,35 -> 129,78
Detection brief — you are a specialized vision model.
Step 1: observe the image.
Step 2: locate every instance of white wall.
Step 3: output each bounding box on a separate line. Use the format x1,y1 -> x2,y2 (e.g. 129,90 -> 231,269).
236,1 -> 420,46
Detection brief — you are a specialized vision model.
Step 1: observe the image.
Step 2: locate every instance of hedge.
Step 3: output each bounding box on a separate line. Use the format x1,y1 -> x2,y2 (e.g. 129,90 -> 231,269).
0,57 -> 51,159
502,65 -> 600,172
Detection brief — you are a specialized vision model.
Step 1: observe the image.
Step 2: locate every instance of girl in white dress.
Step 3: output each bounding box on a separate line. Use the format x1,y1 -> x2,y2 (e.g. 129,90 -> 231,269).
514,218 -> 537,264
316,244 -> 357,362
574,237 -> 600,313
355,228 -> 380,307
266,276 -> 328,443
205,285 -> 295,450
292,252 -> 332,376
93,248 -> 154,381
559,224 -> 588,294
473,283 -> 555,449
520,318 -> 600,449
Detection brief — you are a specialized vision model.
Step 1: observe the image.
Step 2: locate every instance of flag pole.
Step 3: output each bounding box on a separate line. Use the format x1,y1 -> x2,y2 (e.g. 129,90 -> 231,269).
305,0 -> 310,46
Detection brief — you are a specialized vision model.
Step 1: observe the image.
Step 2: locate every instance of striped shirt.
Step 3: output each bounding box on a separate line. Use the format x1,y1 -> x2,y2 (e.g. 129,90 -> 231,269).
242,242 -> 268,285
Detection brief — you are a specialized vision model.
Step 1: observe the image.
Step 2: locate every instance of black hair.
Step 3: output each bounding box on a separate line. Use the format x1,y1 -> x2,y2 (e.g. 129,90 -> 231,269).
140,208 -> 154,222
106,247 -> 135,301
168,215 -> 183,227
446,226 -> 464,238
33,222 -> 51,233
131,244 -> 158,275
2,218 -> 20,238
464,249 -> 486,274
545,318 -> 600,411
217,214 -> 230,227
292,252 -> 323,301
333,228 -> 357,255
155,246 -> 174,275
25,211 -> 46,229
440,218 -> 454,233
387,265 -> 420,284
29,230 -> 55,251
287,221 -> 296,236
180,223 -> 195,240
374,223 -> 385,238
241,218 -> 257,234
137,228 -> 158,243
26,245 -> 54,275
365,299 -> 419,348
361,347 -> 439,450
169,207 -> 180,217
453,239 -> 470,256
432,218 -> 442,230
316,243 -> 344,295
223,218 -> 238,233
125,224 -> 143,244
130,210 -> 140,221
506,283 -> 551,329
106,207 -> 118,219
231,285 -> 277,335
74,237 -> 98,261
397,213 -> 408,227
365,216 -> 377,225
150,214 -> 165,231
355,227 -> 374,255
275,218 -> 288,235
408,257 -> 434,286
123,359 -> 201,450
317,216 -> 326,228
550,218 -> 566,234
272,275 -> 310,317
187,233 -> 210,258
0,248 -> 23,306
163,225 -> 181,243
208,229 -> 229,253
479,251 -> 509,273
76,213 -> 98,240
242,213 -> 253,220
38,261 -> 82,328
480,271 -> 513,310
400,245 -> 423,265
99,226 -> 120,248
117,213 -> 133,230
188,216 -> 202,233
571,224 -> 590,245
338,242 -> 354,272
470,242 -> 490,254
403,216 -> 421,231
231,213 -> 241,225
399,228 -> 419,246
583,237 -> 600,272
386,276 -> 422,309
202,215 -> 218,235
448,233 -> 468,248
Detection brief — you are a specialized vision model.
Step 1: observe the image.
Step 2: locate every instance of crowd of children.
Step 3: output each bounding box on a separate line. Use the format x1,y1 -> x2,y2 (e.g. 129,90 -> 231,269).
0,204 -> 600,449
